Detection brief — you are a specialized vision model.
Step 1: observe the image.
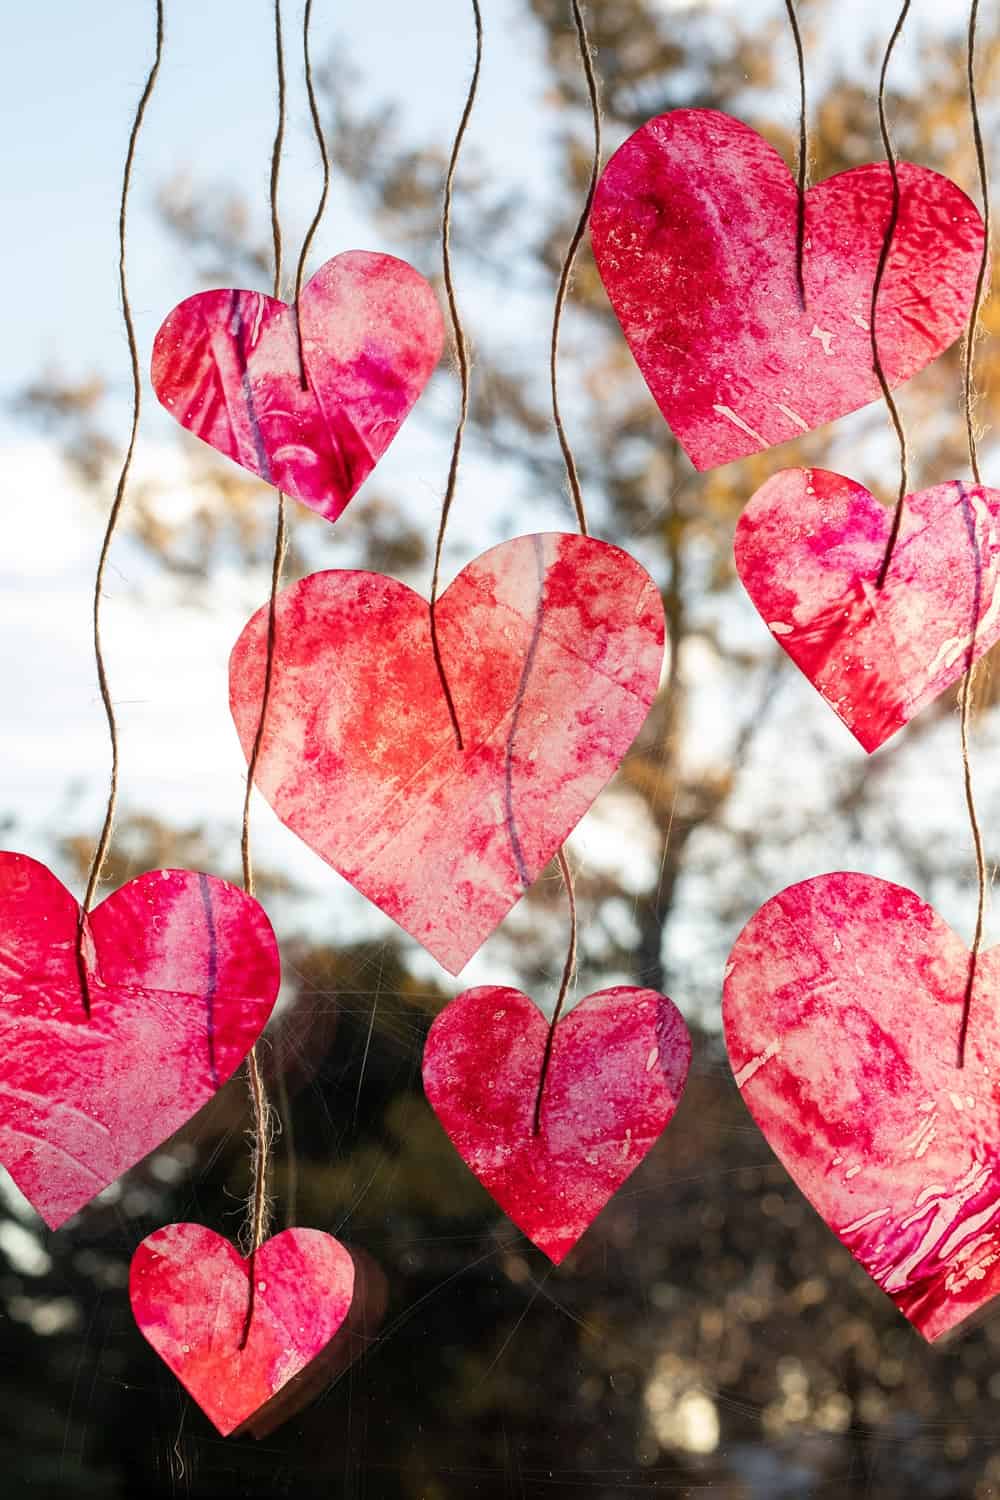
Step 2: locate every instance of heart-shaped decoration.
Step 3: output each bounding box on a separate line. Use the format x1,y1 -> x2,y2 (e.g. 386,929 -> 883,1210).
229,533 -> 665,973
151,251 -> 444,522
735,469 -> 1000,751
724,872 -> 1000,1342
130,1224 -> 355,1436
422,985 -> 691,1262
0,853 -> 279,1228
590,110 -> 985,470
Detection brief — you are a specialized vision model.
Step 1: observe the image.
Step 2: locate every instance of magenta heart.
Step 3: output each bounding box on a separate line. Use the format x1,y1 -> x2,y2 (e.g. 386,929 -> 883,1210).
229,533 -> 665,973
0,853 -> 279,1228
735,468 -> 1000,751
130,1224 -> 354,1436
590,109 -> 984,470
151,251 -> 444,522
422,985 -> 691,1262
724,872 -> 1000,1342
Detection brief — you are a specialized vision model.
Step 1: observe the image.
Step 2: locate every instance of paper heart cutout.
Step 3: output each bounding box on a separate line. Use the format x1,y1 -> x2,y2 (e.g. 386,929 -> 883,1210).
229,533 -> 665,973
423,986 -> 690,1262
152,251 -> 445,522
734,469 -> 1000,751
723,872 -> 1000,1342
130,1224 -> 355,1436
0,853 -> 279,1229
590,109 -> 984,470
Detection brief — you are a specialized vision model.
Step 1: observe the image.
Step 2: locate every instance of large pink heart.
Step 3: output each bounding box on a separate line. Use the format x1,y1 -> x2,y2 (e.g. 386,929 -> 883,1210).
734,469 -> 1000,751
724,873 -> 1000,1342
422,986 -> 691,1262
130,1224 -> 355,1436
0,853 -> 279,1228
151,251 -> 444,522
590,110 -> 985,470
229,533 -> 665,973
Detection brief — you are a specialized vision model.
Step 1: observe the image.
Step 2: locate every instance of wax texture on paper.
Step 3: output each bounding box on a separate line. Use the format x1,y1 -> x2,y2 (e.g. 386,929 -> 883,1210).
152,251 -> 445,522
130,1225 -> 355,1436
0,853 -> 279,1228
735,469 -> 1000,751
422,985 -> 691,1262
590,109 -> 985,470
724,872 -> 1000,1342
229,532 -> 665,974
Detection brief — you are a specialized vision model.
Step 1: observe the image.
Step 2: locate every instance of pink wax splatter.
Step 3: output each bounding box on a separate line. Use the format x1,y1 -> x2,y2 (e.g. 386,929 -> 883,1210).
590,110 -> 984,470
151,251 -> 444,522
0,852 -> 279,1229
229,532 -> 665,974
130,1224 -> 355,1436
724,873 -> 1000,1342
735,469 -> 1000,752
422,985 -> 691,1263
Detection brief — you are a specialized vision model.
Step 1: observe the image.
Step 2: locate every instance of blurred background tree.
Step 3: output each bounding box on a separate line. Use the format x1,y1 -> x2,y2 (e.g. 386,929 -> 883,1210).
6,0 -> 1000,1495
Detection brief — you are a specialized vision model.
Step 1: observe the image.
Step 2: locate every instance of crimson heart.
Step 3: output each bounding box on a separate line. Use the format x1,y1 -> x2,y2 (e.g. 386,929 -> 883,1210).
130,1224 -> 355,1436
724,872 -> 1000,1342
229,532 -> 665,973
423,985 -> 690,1262
734,469 -> 1000,752
590,109 -> 984,471
0,853 -> 279,1228
151,251 -> 444,522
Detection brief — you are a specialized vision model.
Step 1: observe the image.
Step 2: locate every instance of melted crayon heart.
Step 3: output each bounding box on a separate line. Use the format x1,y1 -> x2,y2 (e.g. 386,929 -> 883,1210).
0,853 -> 279,1228
152,250 -> 444,522
590,109 -> 984,470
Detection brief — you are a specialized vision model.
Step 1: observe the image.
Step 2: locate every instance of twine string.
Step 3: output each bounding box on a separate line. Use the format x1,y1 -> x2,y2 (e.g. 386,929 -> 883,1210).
783,0 -> 808,309
239,0 -> 288,1320
429,0 -> 483,753
957,0 -> 990,1070
74,0 -> 165,1016
292,0 -> 332,389
532,0 -> 600,1133
549,0 -> 598,536
872,0 -> 912,589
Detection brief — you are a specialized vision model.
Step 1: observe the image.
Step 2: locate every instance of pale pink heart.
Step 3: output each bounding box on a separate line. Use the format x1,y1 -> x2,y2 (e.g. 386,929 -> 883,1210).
0,852 -> 279,1228
422,985 -> 691,1262
229,533 -> 665,974
724,872 -> 1000,1342
590,109 -> 985,470
130,1224 -> 355,1436
734,469 -> 1000,751
152,250 -> 444,522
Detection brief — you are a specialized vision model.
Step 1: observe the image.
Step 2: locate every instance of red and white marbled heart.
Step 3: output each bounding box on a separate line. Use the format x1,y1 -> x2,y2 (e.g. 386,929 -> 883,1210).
229,532 -> 665,974
0,853 -> 279,1228
724,872 -> 1000,1342
735,469 -> 1000,751
590,109 -> 984,470
152,250 -> 444,522
423,985 -> 691,1262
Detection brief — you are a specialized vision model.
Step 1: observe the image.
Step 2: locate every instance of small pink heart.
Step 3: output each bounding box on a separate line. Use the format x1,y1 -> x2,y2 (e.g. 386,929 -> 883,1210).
724,873 -> 1000,1342
229,533 -> 665,974
152,251 -> 444,522
130,1224 -> 355,1436
422,985 -> 691,1262
0,853 -> 279,1228
590,110 -> 984,470
734,468 -> 1000,751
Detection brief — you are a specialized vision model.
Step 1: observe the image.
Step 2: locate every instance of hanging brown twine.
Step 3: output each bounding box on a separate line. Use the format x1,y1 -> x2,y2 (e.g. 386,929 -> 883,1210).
428,0 -> 484,753
783,0 -> 808,309
238,0 -> 289,1304
957,0 -> 991,1069
292,0 -> 332,389
533,0 -> 600,1135
872,0 -> 912,589
73,0 -> 165,1017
